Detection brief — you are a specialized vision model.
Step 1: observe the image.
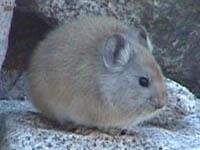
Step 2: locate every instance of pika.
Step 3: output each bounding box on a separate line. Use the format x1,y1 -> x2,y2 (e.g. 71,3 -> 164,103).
27,16 -> 167,128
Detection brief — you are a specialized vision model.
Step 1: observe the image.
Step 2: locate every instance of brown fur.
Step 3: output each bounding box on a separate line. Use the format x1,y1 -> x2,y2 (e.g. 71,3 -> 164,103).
27,16 -> 167,128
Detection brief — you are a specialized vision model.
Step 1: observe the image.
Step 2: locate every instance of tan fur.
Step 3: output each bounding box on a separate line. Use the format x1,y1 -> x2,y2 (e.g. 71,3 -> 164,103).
27,16 -> 167,128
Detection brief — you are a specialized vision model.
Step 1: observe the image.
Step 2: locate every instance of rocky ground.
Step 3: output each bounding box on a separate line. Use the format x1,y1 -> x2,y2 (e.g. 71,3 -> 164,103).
1,79 -> 200,150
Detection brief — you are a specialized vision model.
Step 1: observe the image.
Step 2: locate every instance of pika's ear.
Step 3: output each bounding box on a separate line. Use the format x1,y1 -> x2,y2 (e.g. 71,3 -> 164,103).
103,34 -> 132,72
138,26 -> 153,53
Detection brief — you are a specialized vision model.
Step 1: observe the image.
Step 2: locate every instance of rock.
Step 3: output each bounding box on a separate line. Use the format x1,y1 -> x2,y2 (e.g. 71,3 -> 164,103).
0,70 -> 28,100
139,0 -> 200,97
0,114 -> 6,145
0,0 -> 15,70
15,0 -> 140,26
1,80 -> 200,150
14,0 -> 200,97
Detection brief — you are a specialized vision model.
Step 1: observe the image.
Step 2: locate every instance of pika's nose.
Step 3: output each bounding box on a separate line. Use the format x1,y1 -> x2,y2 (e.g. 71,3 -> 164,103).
150,97 -> 165,109
154,100 -> 165,109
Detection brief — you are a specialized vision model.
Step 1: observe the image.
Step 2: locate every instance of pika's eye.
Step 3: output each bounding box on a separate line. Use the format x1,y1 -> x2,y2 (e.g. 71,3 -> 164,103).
139,77 -> 149,87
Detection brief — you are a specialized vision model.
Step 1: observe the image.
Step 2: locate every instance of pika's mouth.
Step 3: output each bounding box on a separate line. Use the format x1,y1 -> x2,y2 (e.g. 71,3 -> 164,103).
140,102 -> 164,117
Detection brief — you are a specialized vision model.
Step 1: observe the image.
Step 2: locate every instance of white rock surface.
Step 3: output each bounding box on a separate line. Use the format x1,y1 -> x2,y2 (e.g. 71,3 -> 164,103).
1,79 -> 200,150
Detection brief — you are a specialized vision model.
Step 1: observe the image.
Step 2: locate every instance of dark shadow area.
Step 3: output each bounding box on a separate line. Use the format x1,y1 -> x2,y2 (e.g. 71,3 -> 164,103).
3,9 -> 53,70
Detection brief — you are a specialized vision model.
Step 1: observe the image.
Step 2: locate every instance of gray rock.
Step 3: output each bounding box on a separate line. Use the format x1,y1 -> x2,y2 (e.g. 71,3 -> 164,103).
16,0 -> 140,26
0,0 -> 15,69
1,80 -> 200,150
139,0 -> 200,97
14,0 -> 200,97
0,114 -> 6,146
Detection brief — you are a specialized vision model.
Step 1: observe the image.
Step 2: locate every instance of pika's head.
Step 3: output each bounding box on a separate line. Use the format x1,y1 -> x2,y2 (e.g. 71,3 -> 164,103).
97,27 -> 167,124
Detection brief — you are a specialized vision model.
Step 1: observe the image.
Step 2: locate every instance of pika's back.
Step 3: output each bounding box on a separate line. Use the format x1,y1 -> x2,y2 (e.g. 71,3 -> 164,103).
29,16 -> 129,72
